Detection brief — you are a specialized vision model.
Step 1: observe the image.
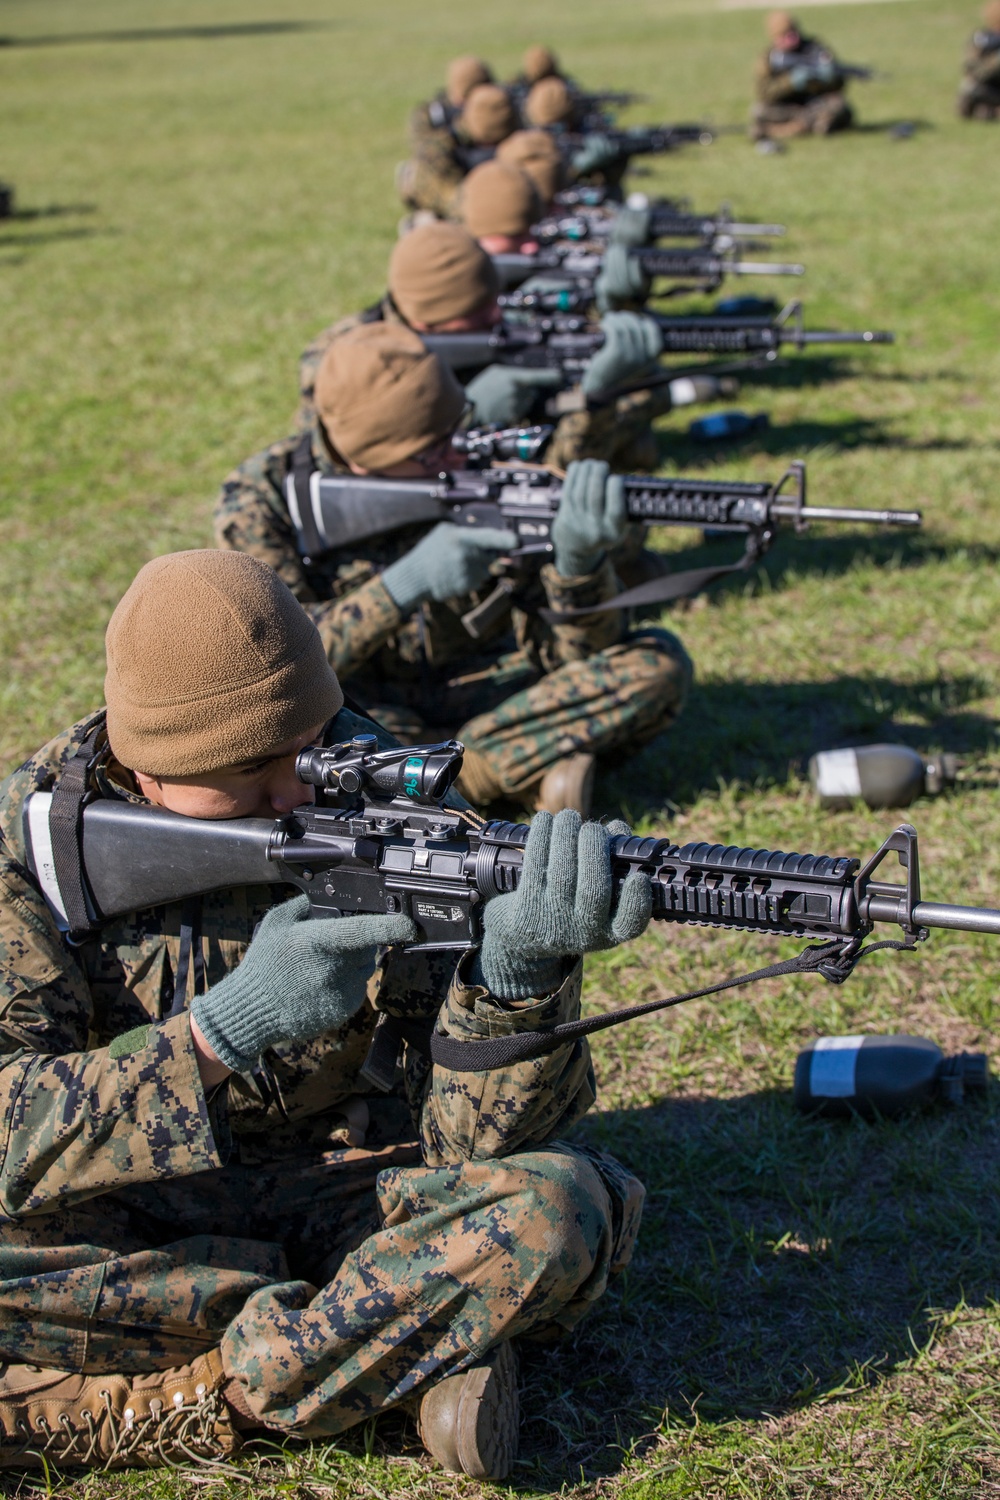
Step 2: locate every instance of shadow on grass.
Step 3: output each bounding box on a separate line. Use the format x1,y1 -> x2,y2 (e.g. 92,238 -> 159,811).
601,669 -> 997,814
10,203 -> 98,221
0,226 -> 104,250
850,117 -> 935,136
0,21 -> 335,47
660,416 -> 976,467
513,1085 -> 1000,1477
640,531 -> 994,619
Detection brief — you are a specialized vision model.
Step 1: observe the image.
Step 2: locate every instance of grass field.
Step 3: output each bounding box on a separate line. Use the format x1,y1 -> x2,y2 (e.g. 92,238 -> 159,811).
3,0 -> 1000,1494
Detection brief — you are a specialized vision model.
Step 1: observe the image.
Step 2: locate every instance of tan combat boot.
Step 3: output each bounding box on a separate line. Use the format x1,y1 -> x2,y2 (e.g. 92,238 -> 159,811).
0,1349 -> 240,1469
417,1340 -> 519,1480
534,753 -> 596,817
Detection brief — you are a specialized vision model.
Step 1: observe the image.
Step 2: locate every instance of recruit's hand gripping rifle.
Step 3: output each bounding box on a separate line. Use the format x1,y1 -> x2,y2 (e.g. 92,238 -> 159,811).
286,445 -> 920,636
24,736 -> 1000,1076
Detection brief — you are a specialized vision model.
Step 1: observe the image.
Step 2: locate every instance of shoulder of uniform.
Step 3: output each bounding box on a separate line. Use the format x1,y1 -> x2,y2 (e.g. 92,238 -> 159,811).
225,432 -> 303,492
0,710 -> 109,859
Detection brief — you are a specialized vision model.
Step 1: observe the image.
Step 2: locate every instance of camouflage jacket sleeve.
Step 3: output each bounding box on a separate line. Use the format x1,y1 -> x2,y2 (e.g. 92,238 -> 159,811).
407,99 -> 453,153
418,954 -> 597,1165
401,133 -> 466,219
754,50 -> 804,104
525,556 -> 625,667
309,576 -> 405,679
214,448 -> 316,603
0,856 -> 224,1218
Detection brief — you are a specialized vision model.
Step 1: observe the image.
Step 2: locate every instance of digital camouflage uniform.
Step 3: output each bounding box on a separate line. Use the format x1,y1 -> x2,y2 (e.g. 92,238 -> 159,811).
214,417 -> 691,799
957,27 -> 1000,117
407,94 -> 460,154
0,707 -> 645,1436
750,39 -> 853,139
397,124 -> 496,222
295,297 -> 674,473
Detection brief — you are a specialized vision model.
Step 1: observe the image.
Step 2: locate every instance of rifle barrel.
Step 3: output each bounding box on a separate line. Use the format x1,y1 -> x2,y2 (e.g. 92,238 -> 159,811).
771,503 -> 922,527
795,330 -> 895,345
729,260 -> 805,276
865,896 -> 1000,935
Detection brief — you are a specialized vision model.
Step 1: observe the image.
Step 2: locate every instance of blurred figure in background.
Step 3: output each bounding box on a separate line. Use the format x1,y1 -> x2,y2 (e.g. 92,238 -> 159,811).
957,1 -> 1000,117
750,10 -> 854,140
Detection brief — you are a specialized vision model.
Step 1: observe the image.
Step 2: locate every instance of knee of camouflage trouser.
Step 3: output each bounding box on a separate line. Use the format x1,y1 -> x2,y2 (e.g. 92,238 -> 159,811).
378,1147 -> 629,1312
488,1148 -> 619,1302
492,1145 -> 645,1340
612,627 -> 694,743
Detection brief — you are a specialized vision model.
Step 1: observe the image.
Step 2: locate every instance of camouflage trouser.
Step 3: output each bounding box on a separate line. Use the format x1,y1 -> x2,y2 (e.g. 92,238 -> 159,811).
957,79 -> 1000,117
360,626 -> 692,796
0,1137 -> 641,1435
749,93 -> 854,139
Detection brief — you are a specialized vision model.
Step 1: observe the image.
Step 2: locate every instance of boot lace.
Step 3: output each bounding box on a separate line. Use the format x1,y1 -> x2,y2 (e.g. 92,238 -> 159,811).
12,1382 -> 232,1470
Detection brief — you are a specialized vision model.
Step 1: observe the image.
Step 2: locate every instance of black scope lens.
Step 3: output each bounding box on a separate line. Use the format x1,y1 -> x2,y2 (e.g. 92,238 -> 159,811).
296,746 -> 335,787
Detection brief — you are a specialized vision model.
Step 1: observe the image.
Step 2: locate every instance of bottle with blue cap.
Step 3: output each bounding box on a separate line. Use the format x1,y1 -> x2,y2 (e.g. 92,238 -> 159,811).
794,1035 -> 988,1118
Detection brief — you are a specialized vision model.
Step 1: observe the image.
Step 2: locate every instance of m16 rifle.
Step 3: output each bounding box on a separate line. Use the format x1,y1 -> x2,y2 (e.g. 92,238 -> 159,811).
560,122 -> 731,156
24,737 -> 1000,1074
769,44 -> 879,82
283,445 -> 920,634
491,242 -> 805,293
533,206 -> 787,249
422,301 -> 893,376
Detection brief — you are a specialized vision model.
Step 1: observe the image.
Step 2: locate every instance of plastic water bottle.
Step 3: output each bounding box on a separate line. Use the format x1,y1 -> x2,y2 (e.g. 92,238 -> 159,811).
689,410 -> 769,442
714,295 -> 779,317
809,744 -> 959,810
795,1035 -> 988,1118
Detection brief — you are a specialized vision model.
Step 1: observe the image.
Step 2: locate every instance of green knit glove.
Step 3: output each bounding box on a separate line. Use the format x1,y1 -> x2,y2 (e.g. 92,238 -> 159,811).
191,895 -> 416,1074
581,311 -> 663,399
465,364 -> 564,426
609,205 -> 653,248
381,522 -> 517,613
474,810 -> 653,1000
571,134 -> 625,177
594,243 -> 652,313
551,457 -> 627,577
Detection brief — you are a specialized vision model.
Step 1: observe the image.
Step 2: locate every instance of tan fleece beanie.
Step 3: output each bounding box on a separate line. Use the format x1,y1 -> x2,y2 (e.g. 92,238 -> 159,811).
389,221 -> 500,326
315,322 -> 466,472
523,45 -> 559,83
766,9 -> 797,40
459,83 -> 517,145
524,76 -> 575,128
446,55 -> 493,107
496,128 -> 566,204
460,161 -> 542,238
105,550 -> 343,777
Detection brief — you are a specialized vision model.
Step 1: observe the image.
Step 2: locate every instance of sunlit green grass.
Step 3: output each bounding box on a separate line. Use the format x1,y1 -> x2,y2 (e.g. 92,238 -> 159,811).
2,0 -> 1000,1494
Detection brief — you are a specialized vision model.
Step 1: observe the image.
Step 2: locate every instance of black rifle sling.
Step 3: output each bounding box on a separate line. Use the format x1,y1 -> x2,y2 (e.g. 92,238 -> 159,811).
538,550 -> 758,621
363,935 -> 914,1081
288,433 -> 325,563
48,714 -> 108,941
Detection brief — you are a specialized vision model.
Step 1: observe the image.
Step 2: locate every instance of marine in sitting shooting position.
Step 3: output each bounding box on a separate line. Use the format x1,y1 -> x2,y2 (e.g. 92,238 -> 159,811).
0,549 -> 653,1479
750,9 -> 855,141
216,320 -> 692,817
